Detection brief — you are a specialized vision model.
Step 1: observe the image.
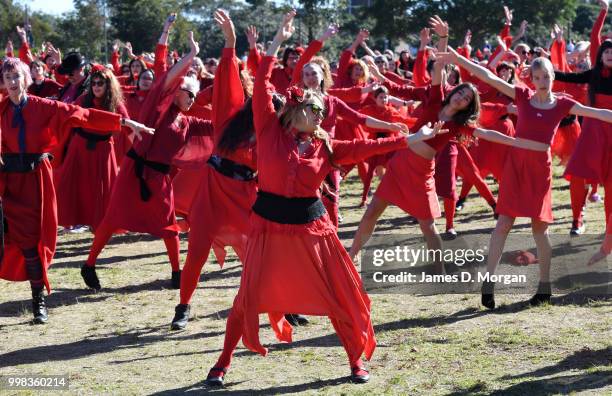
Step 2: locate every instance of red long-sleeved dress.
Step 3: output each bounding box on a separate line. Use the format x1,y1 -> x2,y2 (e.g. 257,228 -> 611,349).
0,95 -> 122,292
226,55 -> 410,364
55,96 -> 131,230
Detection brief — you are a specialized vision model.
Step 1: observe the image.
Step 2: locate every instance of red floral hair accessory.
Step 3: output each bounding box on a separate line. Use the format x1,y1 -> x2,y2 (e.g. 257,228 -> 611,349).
90,63 -> 106,74
286,85 -> 305,106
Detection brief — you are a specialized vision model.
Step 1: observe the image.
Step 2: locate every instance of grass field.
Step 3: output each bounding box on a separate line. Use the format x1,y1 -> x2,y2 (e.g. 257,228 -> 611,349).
0,163 -> 610,395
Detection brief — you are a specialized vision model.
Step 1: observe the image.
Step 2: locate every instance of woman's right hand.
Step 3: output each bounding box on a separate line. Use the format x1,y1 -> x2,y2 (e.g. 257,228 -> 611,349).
246,25 -> 259,49
275,9 -> 296,42
415,121 -> 448,140
214,9 -> 236,48
188,31 -> 200,56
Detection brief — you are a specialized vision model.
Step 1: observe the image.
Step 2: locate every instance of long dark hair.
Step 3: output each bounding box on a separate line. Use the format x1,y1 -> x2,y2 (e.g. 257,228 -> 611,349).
82,68 -> 123,112
588,39 -> 612,106
217,95 -> 285,154
441,82 -> 480,126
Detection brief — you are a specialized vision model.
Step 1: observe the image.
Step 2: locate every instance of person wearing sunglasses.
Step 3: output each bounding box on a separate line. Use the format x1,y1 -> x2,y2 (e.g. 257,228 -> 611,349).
81,31 -> 215,292
0,57 -> 153,324
55,66 -> 131,236
204,10 -> 446,387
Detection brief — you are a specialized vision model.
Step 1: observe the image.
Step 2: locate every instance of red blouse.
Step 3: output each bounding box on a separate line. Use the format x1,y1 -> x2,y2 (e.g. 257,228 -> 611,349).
253,55 -> 408,199
513,86 -> 577,145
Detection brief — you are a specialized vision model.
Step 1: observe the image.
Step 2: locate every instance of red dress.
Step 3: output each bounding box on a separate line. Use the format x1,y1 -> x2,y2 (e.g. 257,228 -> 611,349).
376,84 -> 474,219
496,86 -> 577,222
0,95 -> 122,292
55,97 -> 131,230
232,55 -> 409,362
183,48 -> 252,267
98,72 -> 214,238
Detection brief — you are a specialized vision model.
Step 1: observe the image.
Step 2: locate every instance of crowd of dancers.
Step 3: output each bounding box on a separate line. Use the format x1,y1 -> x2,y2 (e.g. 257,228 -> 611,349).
1,3 -> 611,385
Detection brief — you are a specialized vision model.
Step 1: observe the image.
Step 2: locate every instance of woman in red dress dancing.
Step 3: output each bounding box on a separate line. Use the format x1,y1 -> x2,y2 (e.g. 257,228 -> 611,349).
445,47 -> 612,308
204,11 -> 447,386
0,58 -> 152,323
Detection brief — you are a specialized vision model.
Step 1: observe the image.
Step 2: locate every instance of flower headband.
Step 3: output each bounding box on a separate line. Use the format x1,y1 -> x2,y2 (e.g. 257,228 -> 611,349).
286,85 -> 305,106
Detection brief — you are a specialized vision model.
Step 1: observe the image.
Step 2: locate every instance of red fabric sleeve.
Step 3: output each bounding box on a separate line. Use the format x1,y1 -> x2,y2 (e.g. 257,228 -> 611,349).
331,135 -> 407,165
247,48 -> 261,77
291,40 -> 323,86
154,44 -> 168,76
212,48 -> 244,140
335,50 -> 354,87
327,87 -> 365,103
111,50 -> 122,75
252,56 -> 279,137
195,86 -> 212,107
383,71 -> 409,85
500,24 -> 513,48
18,43 -> 33,63
334,97 -> 368,126
457,47 -> 478,82
413,49 -> 431,87
384,81 -> 428,102
591,7 -> 607,65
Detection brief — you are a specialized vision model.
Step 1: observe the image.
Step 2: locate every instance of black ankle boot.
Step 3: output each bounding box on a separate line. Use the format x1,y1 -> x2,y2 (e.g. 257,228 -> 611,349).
31,287 -> 48,324
456,197 -> 466,211
81,264 -> 101,290
171,270 -> 181,289
285,313 -> 309,326
491,203 -> 499,220
206,366 -> 227,386
481,280 -> 496,309
171,304 -> 190,330
529,282 -> 551,306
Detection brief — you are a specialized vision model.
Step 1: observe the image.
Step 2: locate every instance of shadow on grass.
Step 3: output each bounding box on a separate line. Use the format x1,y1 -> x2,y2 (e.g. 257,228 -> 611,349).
0,325 -> 225,368
150,376 -> 346,395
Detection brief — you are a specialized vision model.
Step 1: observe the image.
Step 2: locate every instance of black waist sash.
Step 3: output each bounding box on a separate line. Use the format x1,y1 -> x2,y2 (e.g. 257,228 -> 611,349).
252,191 -> 326,224
559,114 -> 577,128
0,153 -> 53,173
74,128 -> 112,150
207,154 -> 256,181
126,148 -> 171,202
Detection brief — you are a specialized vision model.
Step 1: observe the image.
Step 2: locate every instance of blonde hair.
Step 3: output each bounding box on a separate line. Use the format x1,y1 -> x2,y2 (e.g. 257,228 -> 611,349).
304,56 -> 333,92
349,58 -> 370,85
279,89 -> 335,161
529,57 -> 555,79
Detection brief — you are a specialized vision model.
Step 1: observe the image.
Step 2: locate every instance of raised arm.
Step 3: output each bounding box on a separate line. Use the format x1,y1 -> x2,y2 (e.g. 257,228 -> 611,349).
163,31 -> 199,90
246,25 -> 261,75
16,26 -> 33,63
212,9 -> 244,134
253,10 -> 296,134
437,46 -> 515,99
591,0 -> 608,65
429,15 -> 448,53
291,23 -> 338,84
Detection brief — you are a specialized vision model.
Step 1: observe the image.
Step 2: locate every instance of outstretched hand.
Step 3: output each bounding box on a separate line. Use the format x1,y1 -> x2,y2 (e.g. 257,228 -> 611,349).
188,31 -> 199,56
429,15 -> 449,37
214,9 -> 236,47
434,47 -> 459,66
246,25 -> 259,48
275,9 -> 296,42
124,119 -> 155,141
503,5 -> 513,25
418,121 -> 448,138
319,23 -> 339,42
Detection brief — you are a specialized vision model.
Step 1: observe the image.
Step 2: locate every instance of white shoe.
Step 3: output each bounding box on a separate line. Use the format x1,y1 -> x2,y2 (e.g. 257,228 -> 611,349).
68,225 -> 89,234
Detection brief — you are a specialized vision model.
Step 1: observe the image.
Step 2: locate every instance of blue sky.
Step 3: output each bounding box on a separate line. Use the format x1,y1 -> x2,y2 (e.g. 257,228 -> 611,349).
19,0 -> 75,15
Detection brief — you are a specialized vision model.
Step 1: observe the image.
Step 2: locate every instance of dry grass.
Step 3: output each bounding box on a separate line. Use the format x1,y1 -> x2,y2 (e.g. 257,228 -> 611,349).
0,163 -> 610,395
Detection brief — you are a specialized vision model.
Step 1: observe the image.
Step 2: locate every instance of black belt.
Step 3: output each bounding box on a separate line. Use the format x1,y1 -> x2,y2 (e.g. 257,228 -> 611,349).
74,128 -> 112,150
126,148 -> 171,201
207,154 -> 256,181
0,153 -> 53,173
252,191 -> 326,224
559,114 -> 577,128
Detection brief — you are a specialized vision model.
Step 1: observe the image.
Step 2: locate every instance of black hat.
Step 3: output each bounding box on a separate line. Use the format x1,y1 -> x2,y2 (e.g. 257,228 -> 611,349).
57,52 -> 87,75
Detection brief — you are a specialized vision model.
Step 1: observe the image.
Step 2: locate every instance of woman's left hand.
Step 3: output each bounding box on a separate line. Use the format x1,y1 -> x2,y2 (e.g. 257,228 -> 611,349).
124,119 -> 155,140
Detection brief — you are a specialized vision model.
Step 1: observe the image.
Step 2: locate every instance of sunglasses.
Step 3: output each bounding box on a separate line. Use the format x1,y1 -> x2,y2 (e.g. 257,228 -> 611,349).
521,50 -> 528,56
91,80 -> 106,87
306,103 -> 324,117
181,88 -> 196,99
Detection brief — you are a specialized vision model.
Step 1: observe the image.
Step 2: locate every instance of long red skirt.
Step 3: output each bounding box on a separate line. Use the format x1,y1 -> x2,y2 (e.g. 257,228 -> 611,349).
113,133 -> 132,165
564,116 -> 612,183
235,213 -> 376,362
376,147 -> 440,219
173,168 -> 205,219
99,157 -> 180,238
496,148 -> 553,222
434,142 -> 458,200
0,160 -> 56,293
56,134 -> 117,230
551,120 -> 581,166
187,166 -> 257,266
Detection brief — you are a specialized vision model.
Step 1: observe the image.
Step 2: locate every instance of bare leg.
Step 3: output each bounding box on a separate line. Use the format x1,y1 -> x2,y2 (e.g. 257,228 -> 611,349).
349,196 -> 389,260
529,219 -> 553,306
481,214 -> 515,309
417,218 -> 445,274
